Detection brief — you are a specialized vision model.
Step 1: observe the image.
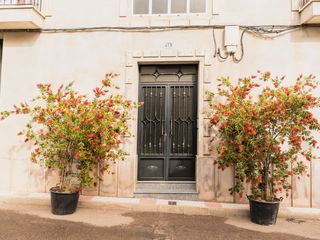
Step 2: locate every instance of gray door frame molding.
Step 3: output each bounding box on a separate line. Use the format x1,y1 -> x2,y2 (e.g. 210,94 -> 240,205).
137,64 -> 198,181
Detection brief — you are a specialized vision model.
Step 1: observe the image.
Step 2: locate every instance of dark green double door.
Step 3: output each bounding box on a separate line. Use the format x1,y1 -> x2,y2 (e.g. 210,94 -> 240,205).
138,65 -> 198,181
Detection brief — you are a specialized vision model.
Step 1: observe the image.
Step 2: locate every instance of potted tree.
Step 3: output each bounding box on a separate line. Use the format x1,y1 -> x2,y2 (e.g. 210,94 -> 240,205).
0,73 -> 139,215
208,72 -> 320,225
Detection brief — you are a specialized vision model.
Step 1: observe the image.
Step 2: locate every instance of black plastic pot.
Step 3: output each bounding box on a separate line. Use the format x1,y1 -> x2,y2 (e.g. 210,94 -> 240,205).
248,197 -> 281,225
50,188 -> 79,215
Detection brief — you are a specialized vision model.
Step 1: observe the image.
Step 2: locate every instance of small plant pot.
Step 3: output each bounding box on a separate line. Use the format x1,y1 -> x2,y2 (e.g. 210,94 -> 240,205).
248,197 -> 281,225
50,187 -> 79,215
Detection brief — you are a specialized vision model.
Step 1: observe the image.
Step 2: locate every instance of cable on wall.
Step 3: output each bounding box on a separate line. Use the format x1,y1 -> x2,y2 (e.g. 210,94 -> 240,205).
0,24 -> 315,63
212,25 -> 302,63
231,29 -> 246,63
212,28 -> 217,58
0,24 -> 309,34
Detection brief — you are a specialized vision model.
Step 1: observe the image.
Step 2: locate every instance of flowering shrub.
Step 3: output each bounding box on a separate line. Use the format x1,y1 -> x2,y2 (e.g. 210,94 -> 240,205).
0,73 -> 140,192
208,72 -> 320,201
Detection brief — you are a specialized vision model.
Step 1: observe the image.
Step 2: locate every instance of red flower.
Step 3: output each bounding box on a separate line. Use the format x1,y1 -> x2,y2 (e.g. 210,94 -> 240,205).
273,145 -> 280,154
46,119 -> 53,125
87,133 -> 96,138
211,114 -> 219,125
75,151 -> 81,159
97,112 -> 104,119
311,140 -> 318,146
114,111 -> 121,119
265,72 -> 271,78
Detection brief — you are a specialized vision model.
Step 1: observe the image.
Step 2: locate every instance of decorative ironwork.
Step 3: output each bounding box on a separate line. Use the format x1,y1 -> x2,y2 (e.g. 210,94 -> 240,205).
138,65 -> 197,181
300,0 -> 311,9
171,86 -> 195,155
140,65 -> 197,83
140,86 -> 165,155
147,165 -> 159,171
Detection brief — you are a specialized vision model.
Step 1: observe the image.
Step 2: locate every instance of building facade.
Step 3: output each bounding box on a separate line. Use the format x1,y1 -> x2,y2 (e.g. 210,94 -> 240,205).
0,0 -> 320,207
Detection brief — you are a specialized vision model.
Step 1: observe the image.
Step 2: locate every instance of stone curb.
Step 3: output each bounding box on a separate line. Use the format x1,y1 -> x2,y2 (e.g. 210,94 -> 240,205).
0,192 -> 320,220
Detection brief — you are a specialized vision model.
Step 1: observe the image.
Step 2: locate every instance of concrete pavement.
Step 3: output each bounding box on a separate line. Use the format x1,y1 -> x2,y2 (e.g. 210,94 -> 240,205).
1,192 -> 320,219
0,207 -> 318,240
1,192 -> 320,239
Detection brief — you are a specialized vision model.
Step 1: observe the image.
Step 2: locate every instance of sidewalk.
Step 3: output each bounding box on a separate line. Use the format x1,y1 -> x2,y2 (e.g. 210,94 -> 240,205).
1,192 -> 320,220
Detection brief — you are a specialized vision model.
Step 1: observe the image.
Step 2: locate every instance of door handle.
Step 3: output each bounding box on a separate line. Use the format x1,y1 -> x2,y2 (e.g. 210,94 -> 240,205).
170,120 -> 173,136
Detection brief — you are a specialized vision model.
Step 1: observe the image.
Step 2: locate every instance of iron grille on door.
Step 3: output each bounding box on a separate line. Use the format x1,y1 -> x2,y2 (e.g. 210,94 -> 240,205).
138,65 -> 197,181
141,86 -> 166,155
170,86 -> 196,155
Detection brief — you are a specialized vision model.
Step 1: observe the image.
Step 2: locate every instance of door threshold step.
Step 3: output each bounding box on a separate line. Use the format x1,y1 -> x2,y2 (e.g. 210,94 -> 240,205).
134,192 -> 199,201
135,191 -> 198,194
135,182 -> 198,200
137,181 -> 196,183
136,182 -> 197,192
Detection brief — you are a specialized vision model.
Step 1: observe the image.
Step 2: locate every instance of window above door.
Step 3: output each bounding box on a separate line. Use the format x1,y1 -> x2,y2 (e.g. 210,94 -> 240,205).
133,0 -> 207,15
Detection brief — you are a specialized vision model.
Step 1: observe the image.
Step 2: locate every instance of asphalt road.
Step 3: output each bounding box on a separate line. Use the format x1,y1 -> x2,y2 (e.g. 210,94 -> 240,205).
0,209 -> 314,240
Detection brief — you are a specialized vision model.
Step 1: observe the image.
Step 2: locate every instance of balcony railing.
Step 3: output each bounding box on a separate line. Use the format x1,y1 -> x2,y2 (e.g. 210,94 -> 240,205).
300,0 -> 312,9
299,0 -> 320,24
0,0 -> 42,11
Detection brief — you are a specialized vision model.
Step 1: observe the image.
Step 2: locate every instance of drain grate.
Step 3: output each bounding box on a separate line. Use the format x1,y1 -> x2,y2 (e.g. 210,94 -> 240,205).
168,201 -> 177,206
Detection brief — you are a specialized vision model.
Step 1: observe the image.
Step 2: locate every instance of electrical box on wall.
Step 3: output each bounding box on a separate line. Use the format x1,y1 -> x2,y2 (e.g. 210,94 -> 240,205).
224,25 -> 240,54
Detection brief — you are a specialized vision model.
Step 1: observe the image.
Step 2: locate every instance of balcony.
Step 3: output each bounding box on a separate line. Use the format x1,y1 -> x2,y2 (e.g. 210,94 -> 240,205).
299,0 -> 320,24
0,0 -> 44,29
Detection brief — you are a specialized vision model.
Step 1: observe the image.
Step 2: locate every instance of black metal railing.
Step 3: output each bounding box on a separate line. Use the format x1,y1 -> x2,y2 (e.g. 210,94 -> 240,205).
0,0 -> 42,11
300,0 -> 312,9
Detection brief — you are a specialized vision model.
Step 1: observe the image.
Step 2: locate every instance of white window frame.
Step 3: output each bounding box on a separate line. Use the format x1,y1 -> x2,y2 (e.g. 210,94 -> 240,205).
132,0 -> 208,16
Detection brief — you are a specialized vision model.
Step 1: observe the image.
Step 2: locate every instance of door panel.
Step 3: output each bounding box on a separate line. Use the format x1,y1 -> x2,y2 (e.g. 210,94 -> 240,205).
168,158 -> 195,179
139,158 -> 164,179
138,65 -> 197,181
170,86 -> 196,155
168,85 -> 196,180
139,86 -> 166,180
140,86 -> 166,155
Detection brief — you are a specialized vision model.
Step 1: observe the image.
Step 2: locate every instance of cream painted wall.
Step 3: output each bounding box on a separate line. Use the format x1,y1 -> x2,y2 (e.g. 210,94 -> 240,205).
0,0 -> 319,206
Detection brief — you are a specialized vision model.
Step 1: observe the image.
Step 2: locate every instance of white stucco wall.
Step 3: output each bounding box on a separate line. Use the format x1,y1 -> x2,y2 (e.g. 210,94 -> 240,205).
0,0 -> 319,207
